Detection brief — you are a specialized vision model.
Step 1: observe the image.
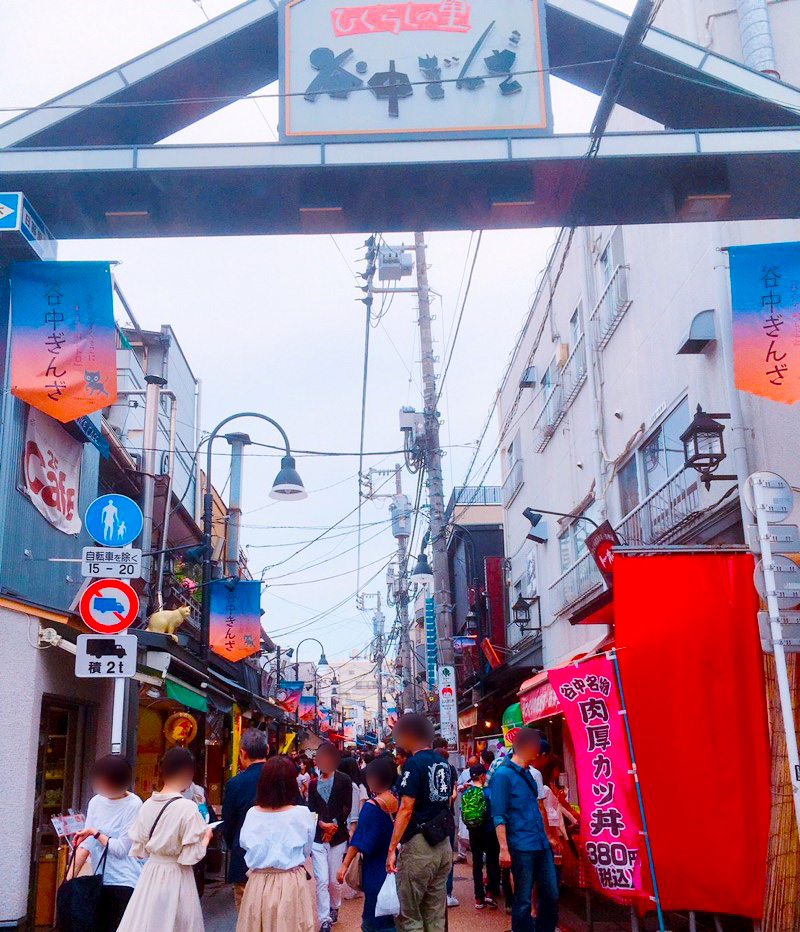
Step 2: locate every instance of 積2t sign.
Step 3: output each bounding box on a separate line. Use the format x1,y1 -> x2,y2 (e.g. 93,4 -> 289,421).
279,0 -> 552,142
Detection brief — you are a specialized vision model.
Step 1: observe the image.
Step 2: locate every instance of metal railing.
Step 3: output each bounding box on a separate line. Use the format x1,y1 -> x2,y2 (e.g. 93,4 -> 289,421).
532,336 -> 588,453
616,466 -> 702,547
549,551 -> 605,614
591,265 -> 631,348
446,485 -> 503,519
502,459 -> 525,507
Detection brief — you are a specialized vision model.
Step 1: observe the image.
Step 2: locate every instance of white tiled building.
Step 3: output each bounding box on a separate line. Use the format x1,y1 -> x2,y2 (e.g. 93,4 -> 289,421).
497,0 -> 800,665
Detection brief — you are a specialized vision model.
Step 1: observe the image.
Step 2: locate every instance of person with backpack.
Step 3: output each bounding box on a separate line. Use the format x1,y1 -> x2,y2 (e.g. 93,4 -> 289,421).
461,764 -> 502,910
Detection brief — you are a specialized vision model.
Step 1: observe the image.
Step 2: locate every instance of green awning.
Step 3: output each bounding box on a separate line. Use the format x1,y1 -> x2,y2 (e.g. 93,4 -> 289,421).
166,679 -> 208,713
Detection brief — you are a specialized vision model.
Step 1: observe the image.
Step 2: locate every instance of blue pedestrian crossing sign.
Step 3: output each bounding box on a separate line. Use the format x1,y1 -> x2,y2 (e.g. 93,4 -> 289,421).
85,494 -> 143,548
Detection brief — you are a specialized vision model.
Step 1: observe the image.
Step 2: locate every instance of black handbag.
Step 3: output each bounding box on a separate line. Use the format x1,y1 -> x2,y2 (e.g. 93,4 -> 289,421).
55,843 -> 108,932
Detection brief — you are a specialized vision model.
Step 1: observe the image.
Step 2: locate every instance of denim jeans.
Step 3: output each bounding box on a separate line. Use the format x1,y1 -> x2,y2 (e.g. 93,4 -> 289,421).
362,890 -> 396,932
446,827 -> 455,896
509,848 -> 559,932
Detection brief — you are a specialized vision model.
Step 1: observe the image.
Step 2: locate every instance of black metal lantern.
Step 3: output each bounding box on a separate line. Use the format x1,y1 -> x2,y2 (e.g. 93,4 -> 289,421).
680,405 -> 733,489
512,595 -> 532,630
465,609 -> 479,636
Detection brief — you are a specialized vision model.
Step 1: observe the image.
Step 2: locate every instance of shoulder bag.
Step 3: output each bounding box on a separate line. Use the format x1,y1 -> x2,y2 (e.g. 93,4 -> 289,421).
54,840 -> 108,932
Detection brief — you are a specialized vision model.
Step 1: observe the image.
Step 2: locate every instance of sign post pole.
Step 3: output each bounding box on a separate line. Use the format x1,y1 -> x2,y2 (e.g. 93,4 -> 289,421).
749,474 -> 800,838
610,650 -> 666,932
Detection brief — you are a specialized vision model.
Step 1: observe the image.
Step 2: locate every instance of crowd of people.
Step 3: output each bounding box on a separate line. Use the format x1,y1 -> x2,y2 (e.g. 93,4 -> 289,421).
63,715 -> 574,932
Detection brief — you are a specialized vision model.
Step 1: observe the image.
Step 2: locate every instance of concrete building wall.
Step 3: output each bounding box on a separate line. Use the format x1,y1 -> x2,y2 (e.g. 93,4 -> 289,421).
0,607 -> 112,925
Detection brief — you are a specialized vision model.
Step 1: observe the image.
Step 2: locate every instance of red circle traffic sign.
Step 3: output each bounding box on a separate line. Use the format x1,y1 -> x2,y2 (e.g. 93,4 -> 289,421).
79,579 -> 139,634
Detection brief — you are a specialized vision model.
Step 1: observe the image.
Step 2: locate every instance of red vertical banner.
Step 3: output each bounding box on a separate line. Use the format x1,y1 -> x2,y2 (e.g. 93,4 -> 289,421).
548,657 -> 647,905
484,556 -> 507,647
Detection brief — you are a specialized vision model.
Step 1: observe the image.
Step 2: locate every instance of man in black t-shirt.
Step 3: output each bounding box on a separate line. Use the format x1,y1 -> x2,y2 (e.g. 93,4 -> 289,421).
386,714 -> 453,932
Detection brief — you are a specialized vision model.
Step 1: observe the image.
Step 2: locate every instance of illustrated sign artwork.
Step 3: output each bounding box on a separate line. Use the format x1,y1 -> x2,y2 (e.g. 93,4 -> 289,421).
209,579 -> 262,662
276,680 -> 305,715
729,241 -> 800,404
279,0 -> 551,142
23,408 -> 83,535
548,657 -> 646,904
10,261 -> 117,421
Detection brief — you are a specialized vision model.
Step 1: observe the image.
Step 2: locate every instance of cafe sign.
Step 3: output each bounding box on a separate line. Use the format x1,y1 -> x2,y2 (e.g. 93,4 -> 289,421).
279,0 -> 552,142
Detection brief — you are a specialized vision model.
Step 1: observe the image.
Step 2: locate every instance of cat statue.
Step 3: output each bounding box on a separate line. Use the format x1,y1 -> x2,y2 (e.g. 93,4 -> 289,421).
146,605 -> 191,642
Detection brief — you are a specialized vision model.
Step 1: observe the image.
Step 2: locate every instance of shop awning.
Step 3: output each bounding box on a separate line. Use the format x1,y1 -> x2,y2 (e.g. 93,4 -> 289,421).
518,633 -> 614,724
569,589 -> 614,626
252,696 -> 286,720
207,687 -> 234,714
166,678 -> 208,713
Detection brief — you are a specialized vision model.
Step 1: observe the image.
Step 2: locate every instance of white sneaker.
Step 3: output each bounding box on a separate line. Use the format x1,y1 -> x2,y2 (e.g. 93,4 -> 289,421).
447,896 -> 460,908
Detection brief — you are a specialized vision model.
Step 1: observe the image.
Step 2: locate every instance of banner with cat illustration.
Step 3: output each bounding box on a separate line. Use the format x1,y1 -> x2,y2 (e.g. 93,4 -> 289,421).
9,261 -> 117,422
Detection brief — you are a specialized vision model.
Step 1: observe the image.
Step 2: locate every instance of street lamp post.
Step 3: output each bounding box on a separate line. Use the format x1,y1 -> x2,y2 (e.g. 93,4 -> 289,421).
200,412 -> 306,663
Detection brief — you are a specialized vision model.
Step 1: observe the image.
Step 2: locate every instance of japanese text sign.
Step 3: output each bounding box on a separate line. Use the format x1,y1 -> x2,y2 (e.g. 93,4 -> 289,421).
10,262 -> 117,422
729,242 -> 800,404
23,408 -> 83,535
279,0 -> 551,142
209,579 -> 262,662
548,657 -> 646,904
276,680 -> 305,715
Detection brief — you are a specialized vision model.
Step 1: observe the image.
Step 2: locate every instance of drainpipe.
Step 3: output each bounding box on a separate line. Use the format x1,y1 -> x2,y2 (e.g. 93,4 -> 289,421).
154,392 -> 178,609
194,378 -> 203,526
736,0 -> 779,77
580,227 -> 607,519
141,374 -> 167,611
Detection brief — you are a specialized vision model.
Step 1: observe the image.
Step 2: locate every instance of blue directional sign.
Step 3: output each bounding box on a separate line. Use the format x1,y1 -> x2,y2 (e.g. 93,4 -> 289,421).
85,494 -> 143,548
0,192 -> 57,260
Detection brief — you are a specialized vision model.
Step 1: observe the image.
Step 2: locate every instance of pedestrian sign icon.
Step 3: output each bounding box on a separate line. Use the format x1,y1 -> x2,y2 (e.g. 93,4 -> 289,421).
85,494 -> 143,547
79,578 -> 140,634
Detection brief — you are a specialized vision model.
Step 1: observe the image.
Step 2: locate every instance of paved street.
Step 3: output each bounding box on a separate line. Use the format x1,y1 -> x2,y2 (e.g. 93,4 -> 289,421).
201,860 -> 635,932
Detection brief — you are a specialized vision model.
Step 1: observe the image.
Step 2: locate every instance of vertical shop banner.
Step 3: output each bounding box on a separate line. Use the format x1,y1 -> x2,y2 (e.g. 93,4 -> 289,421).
208,579 -> 262,662
343,720 -> 356,741
438,664 -> 458,747
298,695 -> 317,723
319,707 -> 333,730
10,261 -> 117,422
23,407 -> 83,534
386,707 -> 397,729
548,657 -> 645,904
729,241 -> 800,404
425,597 -> 437,692
276,680 -> 304,715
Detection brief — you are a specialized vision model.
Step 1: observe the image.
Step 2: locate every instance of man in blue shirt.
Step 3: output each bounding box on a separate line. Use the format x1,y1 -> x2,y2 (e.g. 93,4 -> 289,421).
491,727 -> 560,932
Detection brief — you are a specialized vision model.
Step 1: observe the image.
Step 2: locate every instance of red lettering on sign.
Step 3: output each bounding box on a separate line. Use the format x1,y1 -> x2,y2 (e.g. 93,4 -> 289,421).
331,1 -> 471,37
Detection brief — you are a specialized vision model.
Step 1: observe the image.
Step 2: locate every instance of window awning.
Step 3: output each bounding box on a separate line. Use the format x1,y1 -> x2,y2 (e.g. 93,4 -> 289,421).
252,696 -> 286,721
165,678 -> 208,713
518,633 -> 614,724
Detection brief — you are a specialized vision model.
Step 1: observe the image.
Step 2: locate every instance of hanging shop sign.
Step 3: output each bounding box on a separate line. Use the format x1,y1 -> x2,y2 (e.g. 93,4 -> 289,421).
298,695 -> 317,722
276,680 -> 305,715
437,664 -> 459,746
208,578 -> 262,662
549,657 -> 646,904
10,261 -> 117,422
586,520 -> 621,587
163,712 -> 199,746
279,0 -> 552,143
458,707 -> 477,730
729,241 -> 800,404
501,702 -> 523,747
425,596 -> 437,689
23,407 -> 83,535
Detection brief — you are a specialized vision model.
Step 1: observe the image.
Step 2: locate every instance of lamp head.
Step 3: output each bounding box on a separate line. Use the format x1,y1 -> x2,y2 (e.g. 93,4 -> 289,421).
270,455 -> 308,501
411,551 -> 434,588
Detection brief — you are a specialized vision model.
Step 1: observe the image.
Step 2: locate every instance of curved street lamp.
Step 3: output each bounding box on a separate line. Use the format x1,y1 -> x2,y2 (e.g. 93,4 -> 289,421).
200,412 -> 306,661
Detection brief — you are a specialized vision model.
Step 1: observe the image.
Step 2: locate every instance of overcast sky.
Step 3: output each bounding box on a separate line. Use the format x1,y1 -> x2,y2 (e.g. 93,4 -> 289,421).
2,0 -> 633,663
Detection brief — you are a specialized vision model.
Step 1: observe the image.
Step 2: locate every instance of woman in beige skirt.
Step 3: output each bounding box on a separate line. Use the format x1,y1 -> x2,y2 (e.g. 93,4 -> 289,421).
117,747 -> 213,932
236,756 -> 317,932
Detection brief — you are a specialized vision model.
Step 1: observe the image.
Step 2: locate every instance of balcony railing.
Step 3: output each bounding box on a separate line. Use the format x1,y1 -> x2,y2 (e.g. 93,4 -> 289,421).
549,551 -> 605,614
616,466 -> 702,547
502,459 -> 525,507
548,466 -> 706,616
591,265 -> 631,348
532,336 -> 588,453
446,485 -> 503,519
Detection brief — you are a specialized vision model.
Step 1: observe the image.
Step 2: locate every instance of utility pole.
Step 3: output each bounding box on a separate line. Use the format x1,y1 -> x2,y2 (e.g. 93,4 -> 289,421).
392,466 -> 414,713
414,232 -> 455,666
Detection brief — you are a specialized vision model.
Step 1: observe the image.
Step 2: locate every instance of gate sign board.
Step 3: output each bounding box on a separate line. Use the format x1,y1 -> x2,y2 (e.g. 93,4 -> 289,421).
279,0 -> 552,142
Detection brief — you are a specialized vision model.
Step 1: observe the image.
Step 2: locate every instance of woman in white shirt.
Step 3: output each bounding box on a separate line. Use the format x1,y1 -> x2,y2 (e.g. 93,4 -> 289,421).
236,756 -> 317,932
71,755 -> 143,932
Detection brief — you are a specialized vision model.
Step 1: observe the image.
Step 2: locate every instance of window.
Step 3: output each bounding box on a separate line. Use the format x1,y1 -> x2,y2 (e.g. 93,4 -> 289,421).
558,500 -> 601,570
570,306 -> 582,349
598,228 -> 624,285
641,398 -> 690,495
558,530 -> 572,573
618,457 -> 640,517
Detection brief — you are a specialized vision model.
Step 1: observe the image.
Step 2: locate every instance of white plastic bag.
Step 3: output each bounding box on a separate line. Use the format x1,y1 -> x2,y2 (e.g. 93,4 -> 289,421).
375,873 -> 401,918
